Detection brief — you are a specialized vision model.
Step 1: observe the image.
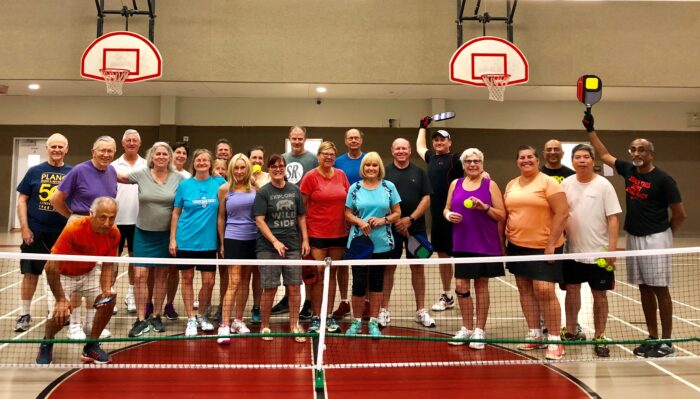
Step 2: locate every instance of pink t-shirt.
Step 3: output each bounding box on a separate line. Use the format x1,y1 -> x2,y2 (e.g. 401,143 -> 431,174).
300,168 -> 350,239
504,172 -> 565,249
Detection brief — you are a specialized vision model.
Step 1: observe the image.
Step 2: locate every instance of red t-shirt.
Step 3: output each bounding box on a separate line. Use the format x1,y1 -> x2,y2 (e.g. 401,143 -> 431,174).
51,217 -> 121,276
300,168 -> 350,239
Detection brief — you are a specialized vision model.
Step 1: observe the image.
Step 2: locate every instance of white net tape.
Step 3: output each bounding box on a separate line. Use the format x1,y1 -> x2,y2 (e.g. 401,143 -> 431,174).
481,74 -> 511,102
100,68 -> 130,96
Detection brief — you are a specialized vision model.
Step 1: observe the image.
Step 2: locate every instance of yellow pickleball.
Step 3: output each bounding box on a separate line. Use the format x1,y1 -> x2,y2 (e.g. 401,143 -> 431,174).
596,258 -> 607,268
464,199 -> 473,209
252,165 -> 262,173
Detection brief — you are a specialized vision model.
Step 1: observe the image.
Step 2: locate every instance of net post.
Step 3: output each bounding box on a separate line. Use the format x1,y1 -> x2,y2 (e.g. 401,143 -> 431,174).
314,257 -> 332,391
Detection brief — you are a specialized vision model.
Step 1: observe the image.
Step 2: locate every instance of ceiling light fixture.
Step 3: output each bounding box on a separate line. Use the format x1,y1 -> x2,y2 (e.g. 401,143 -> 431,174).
28,83 -> 41,90
316,87 -> 327,93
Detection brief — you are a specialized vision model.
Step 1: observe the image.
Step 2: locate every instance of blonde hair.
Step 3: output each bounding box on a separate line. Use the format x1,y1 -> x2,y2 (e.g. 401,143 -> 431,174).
316,141 -> 338,156
227,153 -> 254,192
359,151 -> 386,180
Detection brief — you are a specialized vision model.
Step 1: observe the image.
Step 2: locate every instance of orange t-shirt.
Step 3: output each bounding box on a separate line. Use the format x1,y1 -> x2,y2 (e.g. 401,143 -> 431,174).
504,172 -> 565,249
51,217 -> 121,276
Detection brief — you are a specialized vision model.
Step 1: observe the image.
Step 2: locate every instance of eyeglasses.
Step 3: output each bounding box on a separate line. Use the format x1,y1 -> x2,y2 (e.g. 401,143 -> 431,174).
320,152 -> 336,158
269,164 -> 286,170
544,148 -> 562,153
463,159 -> 482,164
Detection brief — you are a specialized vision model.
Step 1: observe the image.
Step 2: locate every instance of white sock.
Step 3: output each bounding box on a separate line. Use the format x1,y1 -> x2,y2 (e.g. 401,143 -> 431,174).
127,285 -> 134,297
71,306 -> 83,325
21,300 -> 31,315
443,291 -> 452,296
549,335 -> 561,342
529,328 -> 541,337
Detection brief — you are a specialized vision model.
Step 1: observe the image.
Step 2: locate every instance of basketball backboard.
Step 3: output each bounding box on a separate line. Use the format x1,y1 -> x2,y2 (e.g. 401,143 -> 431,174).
81,31 -> 162,82
449,36 -> 528,87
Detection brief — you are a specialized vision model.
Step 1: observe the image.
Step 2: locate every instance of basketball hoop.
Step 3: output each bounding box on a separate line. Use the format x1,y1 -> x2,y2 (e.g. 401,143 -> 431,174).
481,74 -> 511,102
100,68 -> 130,96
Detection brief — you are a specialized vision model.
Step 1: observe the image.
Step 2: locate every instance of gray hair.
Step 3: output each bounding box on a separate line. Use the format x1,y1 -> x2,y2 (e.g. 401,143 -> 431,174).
93,136 -> 116,150
122,129 -> 141,141
89,197 -> 118,213
146,141 -> 175,171
345,128 -> 364,139
460,148 -> 484,163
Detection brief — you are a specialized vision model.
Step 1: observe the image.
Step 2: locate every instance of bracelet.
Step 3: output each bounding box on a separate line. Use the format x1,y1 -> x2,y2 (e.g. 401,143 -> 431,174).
384,216 -> 389,225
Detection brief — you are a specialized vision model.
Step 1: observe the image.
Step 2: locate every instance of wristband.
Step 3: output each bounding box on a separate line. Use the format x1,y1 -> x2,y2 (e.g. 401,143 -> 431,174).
409,216 -> 415,223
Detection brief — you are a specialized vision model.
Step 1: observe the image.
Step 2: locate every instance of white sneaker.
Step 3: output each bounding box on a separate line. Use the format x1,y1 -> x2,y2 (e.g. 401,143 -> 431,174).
469,328 -> 486,350
67,323 -> 86,340
431,293 -> 455,311
217,325 -> 230,345
415,309 -> 436,328
231,319 -> 250,334
185,318 -> 198,336
193,300 -> 199,310
124,295 -> 136,313
100,329 -> 112,339
449,326 -> 473,346
378,308 -> 390,327
197,315 -> 214,331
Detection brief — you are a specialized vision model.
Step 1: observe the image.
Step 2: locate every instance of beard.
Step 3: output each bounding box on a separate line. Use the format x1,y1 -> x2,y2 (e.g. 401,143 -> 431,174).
632,158 -> 644,167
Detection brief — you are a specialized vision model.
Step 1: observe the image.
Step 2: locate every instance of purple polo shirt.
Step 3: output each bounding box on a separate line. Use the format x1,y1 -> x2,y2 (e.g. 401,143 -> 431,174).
57,160 -> 117,215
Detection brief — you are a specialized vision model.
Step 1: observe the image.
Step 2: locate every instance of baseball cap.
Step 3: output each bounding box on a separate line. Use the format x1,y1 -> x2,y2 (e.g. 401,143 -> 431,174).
432,130 -> 451,139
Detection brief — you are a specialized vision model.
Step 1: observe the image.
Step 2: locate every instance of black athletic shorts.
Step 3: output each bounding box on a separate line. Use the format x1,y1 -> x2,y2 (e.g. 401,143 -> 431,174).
562,259 -> 615,291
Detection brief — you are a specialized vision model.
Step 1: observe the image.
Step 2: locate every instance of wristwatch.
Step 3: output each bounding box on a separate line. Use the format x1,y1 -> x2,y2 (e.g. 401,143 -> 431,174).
409,216 -> 415,223
384,216 -> 390,225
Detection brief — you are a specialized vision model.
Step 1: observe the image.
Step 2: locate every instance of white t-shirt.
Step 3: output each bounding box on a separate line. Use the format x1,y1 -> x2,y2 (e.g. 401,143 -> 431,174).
112,154 -> 146,225
562,174 -> 622,263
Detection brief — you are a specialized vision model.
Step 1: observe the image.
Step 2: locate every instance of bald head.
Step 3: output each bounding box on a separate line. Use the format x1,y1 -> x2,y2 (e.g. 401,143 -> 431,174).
391,137 -> 411,166
543,139 -> 564,168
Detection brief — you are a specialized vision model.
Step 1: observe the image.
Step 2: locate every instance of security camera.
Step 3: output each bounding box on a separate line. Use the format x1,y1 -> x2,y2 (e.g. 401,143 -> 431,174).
316,98 -> 322,105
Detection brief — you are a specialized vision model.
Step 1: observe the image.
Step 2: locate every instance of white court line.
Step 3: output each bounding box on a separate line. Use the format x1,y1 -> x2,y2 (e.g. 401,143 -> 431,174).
608,314 -> 696,356
0,281 -> 21,294
0,269 -> 20,278
609,289 -> 700,331
616,280 -> 700,313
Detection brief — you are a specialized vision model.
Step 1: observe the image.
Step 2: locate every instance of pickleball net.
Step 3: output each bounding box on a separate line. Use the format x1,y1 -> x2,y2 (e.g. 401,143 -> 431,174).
0,247 -> 699,376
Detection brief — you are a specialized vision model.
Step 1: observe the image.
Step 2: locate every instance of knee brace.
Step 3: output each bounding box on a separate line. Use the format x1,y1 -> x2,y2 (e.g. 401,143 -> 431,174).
455,290 -> 471,298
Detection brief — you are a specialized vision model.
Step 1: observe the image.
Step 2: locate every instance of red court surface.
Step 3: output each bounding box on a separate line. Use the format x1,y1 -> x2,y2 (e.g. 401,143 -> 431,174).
40,326 -> 595,399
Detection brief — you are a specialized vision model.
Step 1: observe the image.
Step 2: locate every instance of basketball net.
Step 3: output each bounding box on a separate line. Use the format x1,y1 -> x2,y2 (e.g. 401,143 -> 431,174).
481,74 -> 511,102
100,68 -> 130,96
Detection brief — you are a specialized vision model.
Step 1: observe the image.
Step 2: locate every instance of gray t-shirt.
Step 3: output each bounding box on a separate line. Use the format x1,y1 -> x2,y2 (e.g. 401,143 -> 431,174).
282,151 -> 318,185
253,182 -> 306,253
127,167 -> 185,231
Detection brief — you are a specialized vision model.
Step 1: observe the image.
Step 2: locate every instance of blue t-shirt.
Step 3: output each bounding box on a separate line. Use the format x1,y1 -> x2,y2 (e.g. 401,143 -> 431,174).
345,180 -> 401,253
16,162 -> 72,233
334,153 -> 365,185
173,176 -> 221,251
57,160 -> 117,215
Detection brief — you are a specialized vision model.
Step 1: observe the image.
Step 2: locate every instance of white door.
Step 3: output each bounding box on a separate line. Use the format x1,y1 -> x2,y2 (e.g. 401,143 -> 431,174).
9,138 -> 48,230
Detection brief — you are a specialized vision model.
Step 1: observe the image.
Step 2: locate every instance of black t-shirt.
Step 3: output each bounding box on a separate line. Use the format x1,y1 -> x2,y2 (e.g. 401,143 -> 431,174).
424,150 -> 463,217
385,162 -> 433,234
615,160 -> 682,236
541,165 -> 574,184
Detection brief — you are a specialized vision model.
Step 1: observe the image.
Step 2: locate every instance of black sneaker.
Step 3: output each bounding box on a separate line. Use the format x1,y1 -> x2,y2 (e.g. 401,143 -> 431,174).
270,296 -> 289,315
128,319 -> 151,337
15,314 -> 31,332
163,303 -> 179,320
593,336 -> 610,358
150,315 -> 165,333
560,327 -> 586,341
81,342 -> 111,364
645,343 -> 675,358
36,342 -> 53,365
633,336 -> 657,357
299,300 -> 313,320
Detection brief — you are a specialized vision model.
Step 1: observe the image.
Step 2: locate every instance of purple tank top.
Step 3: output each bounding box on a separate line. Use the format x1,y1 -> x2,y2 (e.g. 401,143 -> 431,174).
225,191 -> 257,240
451,178 -> 502,255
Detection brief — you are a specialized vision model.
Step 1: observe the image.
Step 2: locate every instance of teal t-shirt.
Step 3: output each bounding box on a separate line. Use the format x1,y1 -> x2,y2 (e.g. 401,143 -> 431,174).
173,176 -> 221,251
345,180 -> 401,253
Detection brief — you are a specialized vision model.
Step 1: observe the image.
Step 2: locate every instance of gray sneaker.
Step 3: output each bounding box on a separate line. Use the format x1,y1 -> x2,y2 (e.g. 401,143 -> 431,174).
150,315 -> 165,333
645,342 -> 675,358
128,319 -> 151,337
15,314 -> 31,332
